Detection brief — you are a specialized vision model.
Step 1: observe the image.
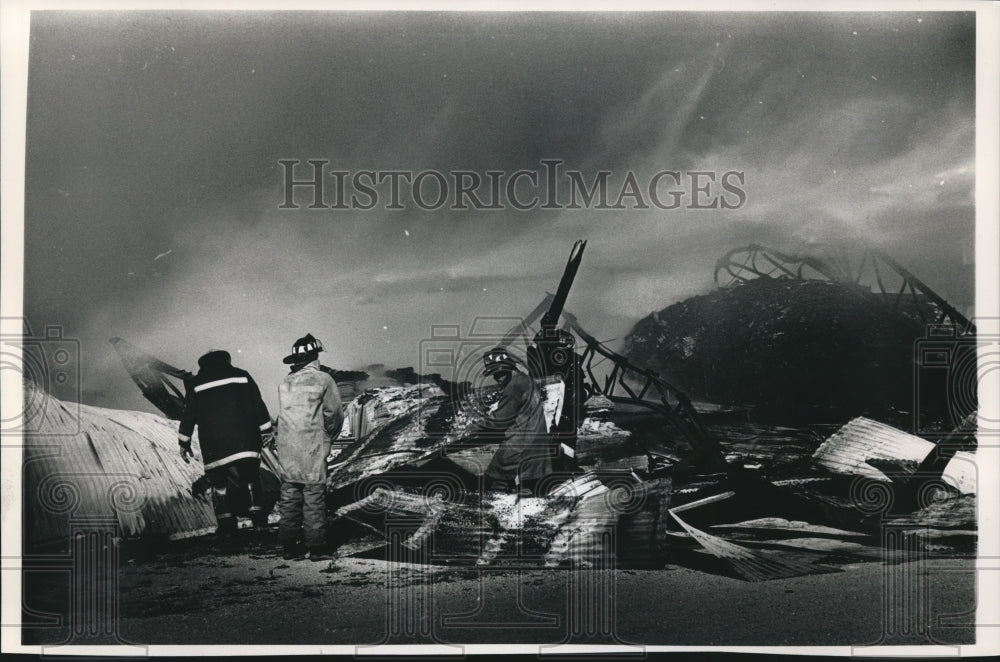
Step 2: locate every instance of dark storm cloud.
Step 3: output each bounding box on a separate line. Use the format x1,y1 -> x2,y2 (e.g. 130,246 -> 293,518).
24,11 -> 975,413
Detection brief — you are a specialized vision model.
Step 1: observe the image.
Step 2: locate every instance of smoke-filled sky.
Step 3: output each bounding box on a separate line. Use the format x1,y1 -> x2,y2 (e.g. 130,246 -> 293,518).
24,11 -> 975,414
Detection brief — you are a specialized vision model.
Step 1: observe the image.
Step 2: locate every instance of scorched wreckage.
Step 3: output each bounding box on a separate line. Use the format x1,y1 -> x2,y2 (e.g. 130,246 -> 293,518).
25,241 -> 978,582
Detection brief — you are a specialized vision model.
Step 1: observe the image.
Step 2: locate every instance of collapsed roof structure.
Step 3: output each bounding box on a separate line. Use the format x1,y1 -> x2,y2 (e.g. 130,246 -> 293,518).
625,244 -> 978,423
21,380 -> 217,548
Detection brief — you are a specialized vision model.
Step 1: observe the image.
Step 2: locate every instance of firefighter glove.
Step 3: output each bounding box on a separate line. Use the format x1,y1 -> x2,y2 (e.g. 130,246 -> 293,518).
179,439 -> 193,463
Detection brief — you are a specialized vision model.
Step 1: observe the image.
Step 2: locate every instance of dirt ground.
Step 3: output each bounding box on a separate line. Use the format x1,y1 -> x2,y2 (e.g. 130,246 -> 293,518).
22,529 -> 976,650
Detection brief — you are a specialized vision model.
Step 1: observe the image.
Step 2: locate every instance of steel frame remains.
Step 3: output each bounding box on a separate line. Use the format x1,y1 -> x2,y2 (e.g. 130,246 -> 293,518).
713,244 -> 974,333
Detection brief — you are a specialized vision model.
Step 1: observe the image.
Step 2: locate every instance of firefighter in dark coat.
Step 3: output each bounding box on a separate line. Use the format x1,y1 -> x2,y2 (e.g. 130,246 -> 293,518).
178,350 -> 273,536
478,346 -> 555,495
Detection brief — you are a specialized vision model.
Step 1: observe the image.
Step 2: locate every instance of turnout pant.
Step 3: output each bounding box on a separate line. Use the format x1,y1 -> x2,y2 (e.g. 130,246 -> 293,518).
278,482 -> 327,548
206,457 -> 265,524
552,423 -> 578,473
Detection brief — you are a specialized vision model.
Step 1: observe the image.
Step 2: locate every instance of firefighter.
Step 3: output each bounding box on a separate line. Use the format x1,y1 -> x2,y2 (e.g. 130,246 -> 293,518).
478,346 -> 555,495
178,350 -> 273,537
527,328 -> 585,471
275,334 -> 344,561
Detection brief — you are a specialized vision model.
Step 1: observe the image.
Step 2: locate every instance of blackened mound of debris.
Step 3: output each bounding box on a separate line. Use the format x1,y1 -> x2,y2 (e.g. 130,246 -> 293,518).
623,278 -> 927,422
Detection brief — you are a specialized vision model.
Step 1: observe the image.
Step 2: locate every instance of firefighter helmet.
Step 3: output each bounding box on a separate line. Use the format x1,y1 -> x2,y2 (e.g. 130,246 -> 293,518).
482,346 -> 516,375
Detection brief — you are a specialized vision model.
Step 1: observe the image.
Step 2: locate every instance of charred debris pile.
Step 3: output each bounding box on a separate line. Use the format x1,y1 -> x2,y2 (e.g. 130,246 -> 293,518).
623,277 -> 923,421
99,242 -> 978,581
624,245 -> 975,425
325,386 -> 976,581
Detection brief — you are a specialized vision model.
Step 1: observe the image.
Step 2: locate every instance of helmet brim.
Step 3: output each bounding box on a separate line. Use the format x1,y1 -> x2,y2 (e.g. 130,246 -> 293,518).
283,350 -> 319,365
483,361 -> 515,376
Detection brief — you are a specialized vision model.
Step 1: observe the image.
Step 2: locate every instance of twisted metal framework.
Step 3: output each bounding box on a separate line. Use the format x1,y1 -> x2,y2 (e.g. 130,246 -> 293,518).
493,240 -> 723,466
560,312 -> 724,467
499,301 -> 724,466
714,244 -> 844,285
714,244 -> 974,333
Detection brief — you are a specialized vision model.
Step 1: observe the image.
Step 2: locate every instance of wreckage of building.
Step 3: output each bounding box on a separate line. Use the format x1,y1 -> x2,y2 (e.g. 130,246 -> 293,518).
21,242 -> 979,582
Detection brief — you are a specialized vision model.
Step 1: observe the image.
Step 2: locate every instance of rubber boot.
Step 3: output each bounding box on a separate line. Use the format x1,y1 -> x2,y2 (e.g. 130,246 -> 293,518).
215,516 -> 238,538
250,509 -> 269,533
309,546 -> 333,562
283,542 -> 306,560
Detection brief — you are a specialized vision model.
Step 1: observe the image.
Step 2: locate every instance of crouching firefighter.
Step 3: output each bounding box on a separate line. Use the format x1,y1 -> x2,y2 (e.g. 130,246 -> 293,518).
477,346 -> 555,496
178,350 -> 274,537
276,334 -> 344,561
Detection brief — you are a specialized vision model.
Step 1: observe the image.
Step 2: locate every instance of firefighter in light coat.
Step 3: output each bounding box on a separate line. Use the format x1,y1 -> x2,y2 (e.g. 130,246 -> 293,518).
275,334 -> 344,561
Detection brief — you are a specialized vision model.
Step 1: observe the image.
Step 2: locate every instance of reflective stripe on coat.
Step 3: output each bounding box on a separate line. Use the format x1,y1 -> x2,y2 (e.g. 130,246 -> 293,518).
178,365 -> 271,470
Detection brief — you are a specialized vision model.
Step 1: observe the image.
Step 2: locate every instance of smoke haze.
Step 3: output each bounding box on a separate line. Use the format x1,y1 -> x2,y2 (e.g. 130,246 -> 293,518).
23,11 -> 975,414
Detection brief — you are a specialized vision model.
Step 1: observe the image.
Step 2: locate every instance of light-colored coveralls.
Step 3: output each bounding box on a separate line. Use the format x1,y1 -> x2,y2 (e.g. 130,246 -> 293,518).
276,360 -> 343,549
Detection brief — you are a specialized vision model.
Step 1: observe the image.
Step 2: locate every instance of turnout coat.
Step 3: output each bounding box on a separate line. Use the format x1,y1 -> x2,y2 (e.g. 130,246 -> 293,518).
276,360 -> 344,484
482,371 -> 554,484
178,352 -> 272,471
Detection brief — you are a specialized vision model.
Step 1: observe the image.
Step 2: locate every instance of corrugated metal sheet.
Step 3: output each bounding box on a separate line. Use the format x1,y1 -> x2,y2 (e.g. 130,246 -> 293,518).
328,385 -> 457,491
668,506 -> 840,581
811,416 -> 977,494
942,450 -> 977,495
812,417 -> 935,479
23,382 -> 216,549
331,380 -> 575,488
